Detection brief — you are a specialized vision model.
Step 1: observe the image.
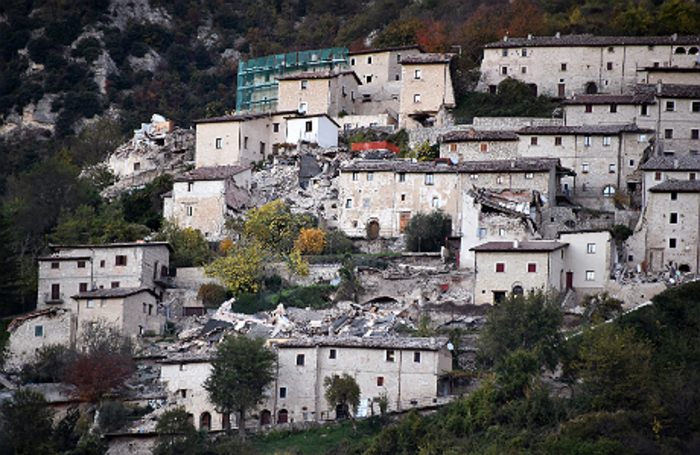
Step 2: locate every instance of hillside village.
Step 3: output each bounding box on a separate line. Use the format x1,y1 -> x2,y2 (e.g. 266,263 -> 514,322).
3,34 -> 700,453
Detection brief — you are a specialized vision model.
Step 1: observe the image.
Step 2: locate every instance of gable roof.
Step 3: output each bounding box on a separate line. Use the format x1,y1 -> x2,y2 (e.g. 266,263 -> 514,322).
193,112 -> 271,125
276,70 -> 362,85
470,241 -> 568,252
484,34 -> 700,49
284,113 -> 341,128
277,335 -> 448,351
173,165 -> 251,182
517,124 -> 653,135
342,158 -> 570,174
563,93 -> 656,105
45,241 -> 172,254
649,180 -> 700,193
439,130 -> 519,143
73,286 -> 158,299
348,45 -> 423,56
400,53 -> 454,65
640,156 -> 700,171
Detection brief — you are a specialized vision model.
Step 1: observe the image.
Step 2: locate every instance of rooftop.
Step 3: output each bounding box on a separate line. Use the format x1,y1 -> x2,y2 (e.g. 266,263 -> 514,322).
73,287 -> 157,299
517,124 -> 653,135
439,129 -> 519,142
641,156 -> 700,171
400,53 -> 454,64
277,336 -> 448,351
484,34 -> 700,49
277,70 -> 362,84
563,93 -> 655,105
44,241 -> 172,254
348,45 -> 423,56
173,165 -> 251,182
470,241 -> 568,252
342,158 -> 569,174
649,179 -> 700,193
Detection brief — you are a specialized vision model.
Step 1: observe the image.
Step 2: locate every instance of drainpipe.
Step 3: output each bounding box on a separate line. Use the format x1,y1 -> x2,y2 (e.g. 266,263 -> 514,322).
397,349 -> 403,411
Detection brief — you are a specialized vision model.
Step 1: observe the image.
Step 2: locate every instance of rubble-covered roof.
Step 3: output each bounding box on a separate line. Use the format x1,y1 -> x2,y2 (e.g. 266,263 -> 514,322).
641,156 -> 700,171
276,335 -> 449,351
348,45 -> 424,56
284,113 -> 341,128
8,308 -> 59,332
439,130 -> 519,142
400,53 -> 455,64
563,93 -> 655,105
277,70 -> 362,84
173,165 -> 251,182
73,287 -> 158,299
649,179 -> 700,192
225,184 -> 250,210
484,34 -> 700,48
342,158 -> 567,174
470,241 -> 568,252
517,124 -> 653,135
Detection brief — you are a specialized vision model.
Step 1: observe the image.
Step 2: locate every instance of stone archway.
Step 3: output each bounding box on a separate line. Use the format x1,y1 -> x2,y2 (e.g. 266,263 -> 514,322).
585,82 -> 598,94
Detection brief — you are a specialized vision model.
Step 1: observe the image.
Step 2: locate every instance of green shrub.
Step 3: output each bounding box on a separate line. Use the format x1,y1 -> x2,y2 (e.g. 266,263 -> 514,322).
99,401 -> 130,433
197,283 -> 229,307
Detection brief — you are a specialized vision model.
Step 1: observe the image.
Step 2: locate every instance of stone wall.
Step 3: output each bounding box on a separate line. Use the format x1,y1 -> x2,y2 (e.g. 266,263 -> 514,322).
473,117 -> 564,130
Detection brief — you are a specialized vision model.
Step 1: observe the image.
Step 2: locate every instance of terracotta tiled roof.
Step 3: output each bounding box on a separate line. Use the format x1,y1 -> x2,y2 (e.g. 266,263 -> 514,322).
400,53 -> 454,64
517,124 -> 653,135
173,165 -> 251,182
641,156 -> 700,171
649,179 -> 700,192
563,93 -> 655,105
484,34 -> 700,48
439,130 -> 519,142
348,45 -> 424,56
342,158 -> 568,174
278,335 -> 448,350
470,241 -> 568,252
73,286 -> 157,299
8,308 -> 57,332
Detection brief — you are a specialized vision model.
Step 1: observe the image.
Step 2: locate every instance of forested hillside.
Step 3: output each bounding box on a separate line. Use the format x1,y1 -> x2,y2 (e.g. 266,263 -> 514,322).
0,0 -> 699,315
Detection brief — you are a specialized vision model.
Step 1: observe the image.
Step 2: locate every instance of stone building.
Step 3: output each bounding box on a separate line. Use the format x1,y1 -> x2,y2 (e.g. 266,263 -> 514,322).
5,308 -> 73,367
470,240 -> 568,305
285,114 -> 340,148
644,180 -> 700,273
562,93 -> 656,127
558,229 -> 614,295
399,53 -> 455,129
162,165 -> 252,239
438,129 -> 519,162
640,155 -> 700,207
479,34 -> 700,98
277,70 -> 361,119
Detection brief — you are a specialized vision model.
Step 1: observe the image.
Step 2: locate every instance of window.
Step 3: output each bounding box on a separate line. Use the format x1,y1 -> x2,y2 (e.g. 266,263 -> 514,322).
77,260 -> 86,268
671,192 -> 678,200
352,172 -> 359,181
501,66 -> 508,75
180,389 -> 187,398
425,174 -> 434,185
629,159 -> 635,167
299,102 -> 307,114
584,136 -> 591,147
88,300 -> 95,308
670,212 -> 678,224
401,194 -> 406,201
470,174 -> 478,180
669,238 -> 677,248
502,49 -> 508,57
365,75 -> 373,83
587,243 -> 596,254
692,101 -> 700,112
665,129 -> 673,139
603,185 -> 616,197
641,105 -> 649,116
585,104 -> 593,113
329,349 -> 336,359
367,172 -> 374,181
279,387 -> 287,399
477,228 -> 487,238
528,263 -> 537,273
414,352 -> 421,363
655,171 -> 662,181
521,67 -> 527,74
111,281 -> 119,288
364,199 -> 370,208
498,228 -> 505,237
51,284 -> 60,300
244,136 -> 249,149
692,129 -> 699,140
260,142 -> 265,155
607,61 -> 613,70
666,101 -> 675,112
399,173 -> 406,182
530,137 -> 538,145
496,176 -> 503,184
495,262 -> 505,273
305,121 -> 313,132
79,282 -> 88,293
35,326 -> 43,337
345,199 -> 353,208
608,46 -> 614,53
555,136 -> 563,146
432,197 -> 439,208
133,162 -> 140,171
480,143 -> 488,152
560,63 -> 567,71
377,377 -> 384,386
367,56 -> 372,64
186,206 -> 193,216
449,143 -> 457,153
610,104 -> 617,113
115,255 -> 127,266
273,123 -> 280,133
414,69 -> 421,79
51,262 -> 59,269
350,57 -> 355,65
413,93 -> 421,103
585,271 -> 595,281
522,48 -> 527,56
386,350 -> 395,362
525,172 -> 534,179
296,354 -> 305,366
215,138 -> 222,149
582,163 -> 589,173
187,181 -> 194,192
690,172 -> 696,180
609,163 -> 616,173
301,80 -> 308,89
100,260 -> 105,268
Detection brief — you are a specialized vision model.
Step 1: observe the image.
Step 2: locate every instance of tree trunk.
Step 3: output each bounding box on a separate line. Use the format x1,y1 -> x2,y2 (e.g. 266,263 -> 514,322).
238,408 -> 246,441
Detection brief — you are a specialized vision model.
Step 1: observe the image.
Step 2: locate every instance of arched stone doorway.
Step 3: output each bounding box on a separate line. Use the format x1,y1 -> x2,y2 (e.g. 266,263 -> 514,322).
199,412 -> 211,431
585,82 -> 598,94
260,409 -> 271,425
366,220 -> 380,239
277,409 -> 288,424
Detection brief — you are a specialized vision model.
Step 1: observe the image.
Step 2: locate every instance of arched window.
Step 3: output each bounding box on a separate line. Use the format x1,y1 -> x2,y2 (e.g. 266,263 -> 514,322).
689,47 -> 699,55
366,220 -> 380,240
675,47 -> 687,54
277,409 -> 289,424
585,82 -> 598,94
512,285 -> 524,296
603,185 -> 616,197
199,412 -> 211,431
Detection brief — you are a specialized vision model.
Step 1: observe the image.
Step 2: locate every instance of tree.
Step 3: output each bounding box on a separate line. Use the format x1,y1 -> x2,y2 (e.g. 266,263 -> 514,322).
204,241 -> 268,295
204,335 -> 276,440
334,257 -> 363,303
324,373 -> 361,429
294,227 -> 326,255
477,290 -> 563,372
153,406 -> 205,455
404,210 -> 451,253
0,388 -> 55,455
164,225 -> 212,267
241,200 -> 316,254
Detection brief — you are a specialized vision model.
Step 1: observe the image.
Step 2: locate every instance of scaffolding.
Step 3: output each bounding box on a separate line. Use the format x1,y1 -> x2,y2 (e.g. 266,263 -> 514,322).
236,47 -> 349,114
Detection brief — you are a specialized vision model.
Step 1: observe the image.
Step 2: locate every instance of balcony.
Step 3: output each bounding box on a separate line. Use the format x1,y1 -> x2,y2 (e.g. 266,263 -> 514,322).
44,292 -> 65,304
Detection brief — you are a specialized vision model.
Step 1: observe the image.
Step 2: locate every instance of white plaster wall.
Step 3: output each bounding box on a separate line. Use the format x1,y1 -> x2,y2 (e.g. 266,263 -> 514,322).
6,311 -> 72,367
560,231 -> 613,291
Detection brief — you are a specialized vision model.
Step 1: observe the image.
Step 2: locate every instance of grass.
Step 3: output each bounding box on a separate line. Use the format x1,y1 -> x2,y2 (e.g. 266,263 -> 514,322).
251,417 -> 387,455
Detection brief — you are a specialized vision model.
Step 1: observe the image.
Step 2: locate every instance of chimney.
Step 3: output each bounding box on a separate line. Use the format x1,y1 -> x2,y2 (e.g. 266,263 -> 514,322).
672,33 -> 678,42
513,239 -> 519,249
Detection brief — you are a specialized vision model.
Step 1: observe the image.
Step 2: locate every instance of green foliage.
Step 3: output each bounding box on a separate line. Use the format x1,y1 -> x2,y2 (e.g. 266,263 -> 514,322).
163,225 -> 213,268
98,401 -> 130,433
204,335 -> 276,439
408,141 -> 440,162
197,283 -> 230,307
324,373 -> 361,424
242,200 -> 317,254
477,290 -> 564,371
335,258 -> 363,303
322,229 -> 355,255
582,292 -> 623,322
153,407 -> 205,455
234,284 -> 336,314
121,174 -> 173,231
0,388 -> 56,455
404,210 -> 451,253
205,241 -> 268,295
20,343 -> 77,384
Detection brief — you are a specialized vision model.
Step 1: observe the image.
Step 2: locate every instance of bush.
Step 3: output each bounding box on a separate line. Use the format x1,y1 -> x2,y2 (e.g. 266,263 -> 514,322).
404,210 -> 452,253
197,283 -> 229,307
323,230 -> 354,255
99,401 -> 130,433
